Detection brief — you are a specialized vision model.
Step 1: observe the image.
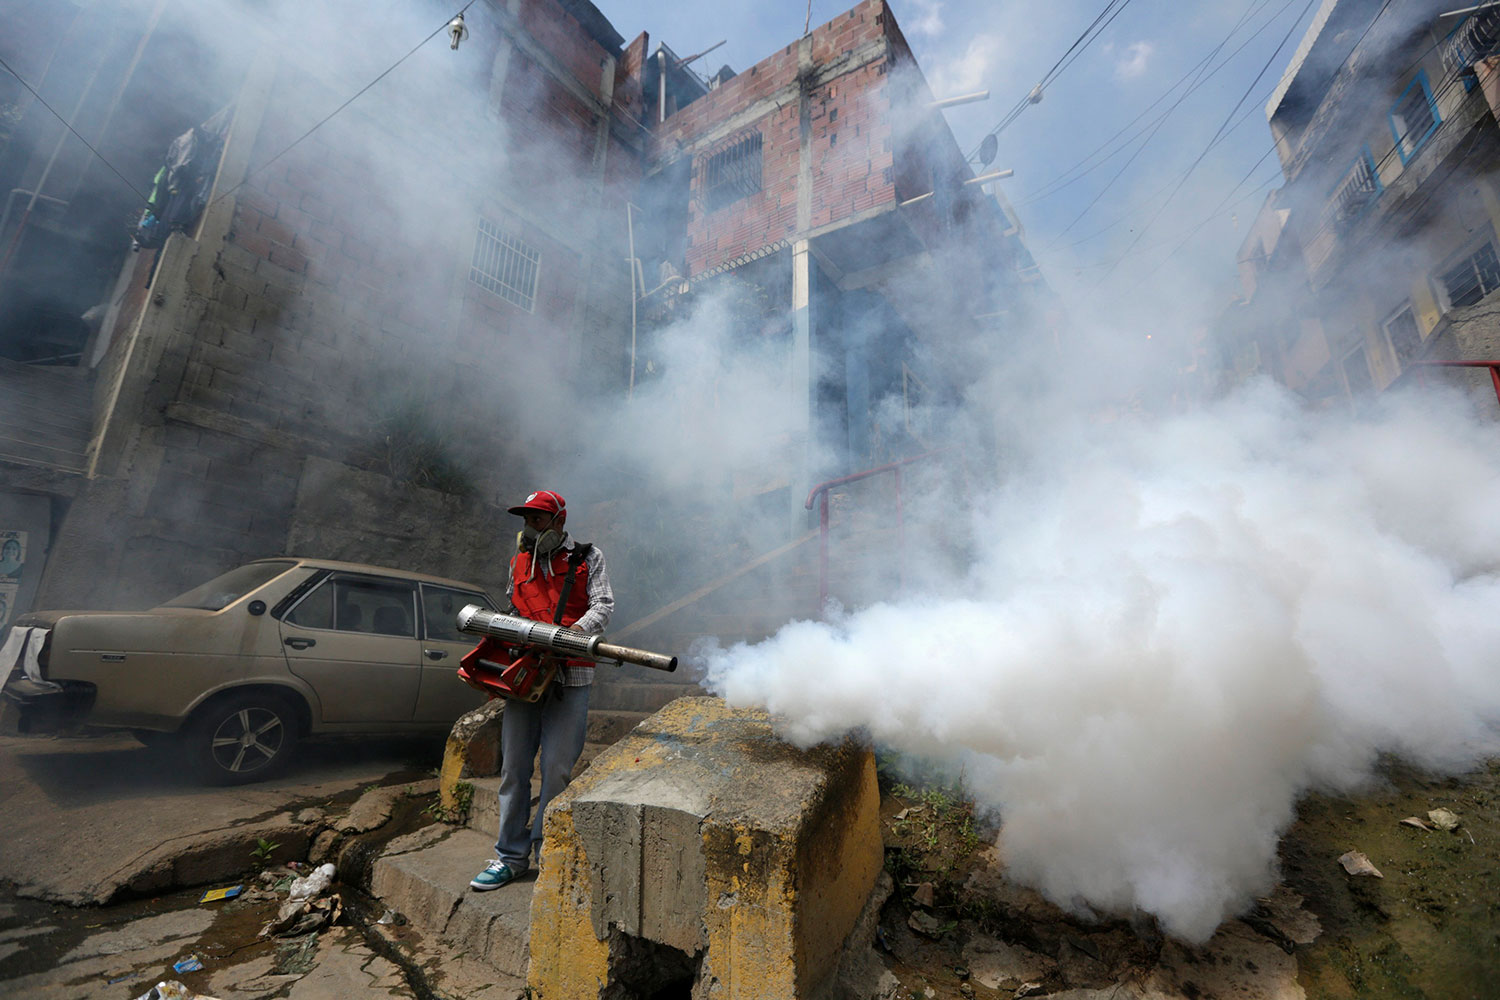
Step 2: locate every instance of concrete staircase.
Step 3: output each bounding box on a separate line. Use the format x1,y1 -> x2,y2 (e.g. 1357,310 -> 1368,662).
0,357 -> 93,471
368,708 -> 651,983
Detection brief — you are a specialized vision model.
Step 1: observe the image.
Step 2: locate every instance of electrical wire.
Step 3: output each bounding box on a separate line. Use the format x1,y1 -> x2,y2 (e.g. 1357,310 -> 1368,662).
1098,0 -> 1319,278
0,53 -> 150,203
962,0 -> 1138,162
1140,16 -> 1499,281
1045,0 -> 1303,247
1023,0 -> 1280,208
1053,84 -> 1278,252
207,0 -> 479,211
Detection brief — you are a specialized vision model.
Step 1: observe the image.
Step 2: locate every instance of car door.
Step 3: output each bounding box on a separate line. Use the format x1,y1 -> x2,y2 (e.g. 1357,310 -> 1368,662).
278,574 -> 422,723
411,583 -> 492,724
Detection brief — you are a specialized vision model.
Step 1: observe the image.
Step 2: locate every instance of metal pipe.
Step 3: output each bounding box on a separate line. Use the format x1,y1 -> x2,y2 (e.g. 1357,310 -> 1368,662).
894,465 -> 906,595
658,49 -> 668,123
899,169 -> 1014,206
929,90 -> 990,109
814,499 -> 835,620
456,605 -> 677,671
625,201 -> 639,399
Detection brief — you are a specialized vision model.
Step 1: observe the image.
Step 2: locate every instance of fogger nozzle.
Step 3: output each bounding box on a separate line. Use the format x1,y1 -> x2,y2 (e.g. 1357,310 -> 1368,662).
456,605 -> 678,672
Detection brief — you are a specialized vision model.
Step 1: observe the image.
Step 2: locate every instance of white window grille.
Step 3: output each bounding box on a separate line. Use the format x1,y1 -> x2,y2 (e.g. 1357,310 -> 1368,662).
1390,74 -> 1439,163
1442,10 -> 1500,87
1440,242 -> 1500,310
470,218 -> 540,311
703,132 -> 763,212
1331,154 -> 1379,225
1382,303 -> 1422,365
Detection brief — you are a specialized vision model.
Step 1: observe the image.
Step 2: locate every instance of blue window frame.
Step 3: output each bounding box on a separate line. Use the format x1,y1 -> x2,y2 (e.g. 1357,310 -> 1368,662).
1389,72 -> 1441,164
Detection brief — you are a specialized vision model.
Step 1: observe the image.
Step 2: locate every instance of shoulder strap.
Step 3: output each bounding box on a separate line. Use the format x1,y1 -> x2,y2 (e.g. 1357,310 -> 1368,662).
553,543 -> 594,624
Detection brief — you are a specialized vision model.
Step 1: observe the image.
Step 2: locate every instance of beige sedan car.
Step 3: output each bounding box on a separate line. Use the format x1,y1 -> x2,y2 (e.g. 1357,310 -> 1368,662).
1,558 -> 495,783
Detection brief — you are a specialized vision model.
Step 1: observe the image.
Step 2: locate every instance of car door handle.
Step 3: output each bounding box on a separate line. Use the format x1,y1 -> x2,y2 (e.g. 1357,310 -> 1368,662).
285,637 -> 316,650
425,649 -> 448,661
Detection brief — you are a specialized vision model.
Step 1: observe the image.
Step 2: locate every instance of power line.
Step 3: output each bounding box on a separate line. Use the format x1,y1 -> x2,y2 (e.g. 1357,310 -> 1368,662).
1099,0 -> 1319,278
1054,85 -> 1279,252
1045,0 -> 1303,248
1143,15 -> 1500,281
962,0 -> 1138,162
1023,0 -> 1280,208
208,0 -> 479,212
0,53 -> 149,204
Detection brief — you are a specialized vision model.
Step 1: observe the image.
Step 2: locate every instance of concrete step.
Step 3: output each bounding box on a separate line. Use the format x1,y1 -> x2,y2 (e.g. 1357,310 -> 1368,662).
369,825 -> 534,984
464,740 -> 612,839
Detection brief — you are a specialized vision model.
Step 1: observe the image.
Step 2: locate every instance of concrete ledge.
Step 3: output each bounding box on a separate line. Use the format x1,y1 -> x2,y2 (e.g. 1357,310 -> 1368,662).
370,826 -> 535,979
528,696 -> 883,1000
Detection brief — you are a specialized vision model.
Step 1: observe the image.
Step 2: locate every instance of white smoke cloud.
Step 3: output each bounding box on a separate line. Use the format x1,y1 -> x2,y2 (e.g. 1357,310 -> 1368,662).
705,377 -> 1500,941
1110,40 -> 1155,80
898,0 -> 947,38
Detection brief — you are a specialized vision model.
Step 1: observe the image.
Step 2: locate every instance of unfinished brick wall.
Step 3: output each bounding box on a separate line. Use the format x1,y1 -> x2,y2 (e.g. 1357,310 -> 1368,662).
643,0 -> 898,278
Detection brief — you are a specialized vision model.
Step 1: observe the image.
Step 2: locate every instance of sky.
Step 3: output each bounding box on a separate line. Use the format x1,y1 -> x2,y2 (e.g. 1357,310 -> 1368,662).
594,0 -> 1324,335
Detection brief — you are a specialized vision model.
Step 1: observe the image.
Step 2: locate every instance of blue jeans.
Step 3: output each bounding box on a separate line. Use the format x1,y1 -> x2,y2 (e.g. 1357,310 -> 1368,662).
495,683 -> 591,871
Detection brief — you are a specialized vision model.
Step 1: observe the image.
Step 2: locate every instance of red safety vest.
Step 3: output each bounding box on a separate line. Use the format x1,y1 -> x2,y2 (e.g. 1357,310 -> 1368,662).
510,547 -> 593,667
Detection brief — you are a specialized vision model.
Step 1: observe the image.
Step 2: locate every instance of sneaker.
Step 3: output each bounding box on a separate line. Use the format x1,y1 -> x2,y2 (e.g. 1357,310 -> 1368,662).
469,860 -> 519,891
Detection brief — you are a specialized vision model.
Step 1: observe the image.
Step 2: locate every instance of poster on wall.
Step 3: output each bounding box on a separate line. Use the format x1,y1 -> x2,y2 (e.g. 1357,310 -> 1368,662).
0,530 -> 25,582
0,530 -> 24,628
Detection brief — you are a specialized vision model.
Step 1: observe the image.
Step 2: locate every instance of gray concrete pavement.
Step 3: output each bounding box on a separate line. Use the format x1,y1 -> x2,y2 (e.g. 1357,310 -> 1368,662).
0,730 -> 446,904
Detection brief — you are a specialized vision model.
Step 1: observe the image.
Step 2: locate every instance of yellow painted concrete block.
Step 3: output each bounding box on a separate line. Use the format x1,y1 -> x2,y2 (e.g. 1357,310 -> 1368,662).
528,696 -> 883,1000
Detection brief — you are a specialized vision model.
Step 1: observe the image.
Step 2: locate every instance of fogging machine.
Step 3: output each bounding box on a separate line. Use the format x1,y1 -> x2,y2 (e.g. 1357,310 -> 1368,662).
455,604 -> 677,703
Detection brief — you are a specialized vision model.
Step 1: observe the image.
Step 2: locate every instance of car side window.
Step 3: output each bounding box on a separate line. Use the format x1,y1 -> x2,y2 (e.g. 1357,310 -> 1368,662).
285,580 -> 334,629
422,585 -> 487,642
334,577 -> 416,637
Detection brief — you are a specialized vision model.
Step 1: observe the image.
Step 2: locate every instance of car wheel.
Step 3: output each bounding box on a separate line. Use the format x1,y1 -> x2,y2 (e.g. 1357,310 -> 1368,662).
187,692 -> 300,785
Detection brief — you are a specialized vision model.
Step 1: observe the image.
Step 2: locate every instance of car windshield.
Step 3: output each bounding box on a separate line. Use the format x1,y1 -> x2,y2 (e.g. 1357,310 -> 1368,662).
160,561 -> 297,611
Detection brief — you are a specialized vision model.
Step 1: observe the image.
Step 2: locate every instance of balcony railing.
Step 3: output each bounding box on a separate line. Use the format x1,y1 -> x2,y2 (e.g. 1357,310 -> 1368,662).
1442,10 -> 1500,85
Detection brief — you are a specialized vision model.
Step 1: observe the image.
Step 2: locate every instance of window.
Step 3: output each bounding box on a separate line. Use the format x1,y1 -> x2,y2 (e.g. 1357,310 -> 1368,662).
1330,150 -> 1381,225
1342,345 -> 1373,397
1382,304 -> 1423,364
1440,242 -> 1500,309
162,561 -> 295,610
470,218 -> 540,311
1390,73 -> 1440,163
703,132 -> 763,212
286,576 -> 416,637
421,584 -> 490,642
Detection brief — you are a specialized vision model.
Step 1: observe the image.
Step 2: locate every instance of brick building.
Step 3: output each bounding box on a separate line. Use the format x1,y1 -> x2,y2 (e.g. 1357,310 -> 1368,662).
1216,0 -> 1500,409
0,0 -> 1050,676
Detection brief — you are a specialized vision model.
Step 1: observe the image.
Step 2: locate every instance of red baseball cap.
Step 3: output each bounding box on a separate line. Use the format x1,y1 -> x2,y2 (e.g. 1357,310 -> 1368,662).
508,490 -> 566,517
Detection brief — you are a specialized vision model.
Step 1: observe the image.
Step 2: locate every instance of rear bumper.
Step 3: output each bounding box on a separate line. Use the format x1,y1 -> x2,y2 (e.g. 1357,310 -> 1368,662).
1,678 -> 97,734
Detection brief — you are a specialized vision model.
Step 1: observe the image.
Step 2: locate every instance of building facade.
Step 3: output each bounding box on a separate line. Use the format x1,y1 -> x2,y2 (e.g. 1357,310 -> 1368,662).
1219,0 -> 1500,409
0,0 -> 1050,655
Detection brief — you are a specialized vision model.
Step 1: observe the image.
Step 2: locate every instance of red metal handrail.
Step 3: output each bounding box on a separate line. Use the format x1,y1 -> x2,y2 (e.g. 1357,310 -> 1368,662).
803,449 -> 947,615
1409,360 -> 1500,406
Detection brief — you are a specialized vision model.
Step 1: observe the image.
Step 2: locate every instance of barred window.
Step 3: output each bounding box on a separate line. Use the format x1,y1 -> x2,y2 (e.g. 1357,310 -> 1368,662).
1382,304 -> 1422,364
1441,242 -> 1500,309
1342,345 -> 1373,397
470,218 -> 540,311
703,133 -> 763,212
1390,73 -> 1439,163
1331,154 -> 1379,225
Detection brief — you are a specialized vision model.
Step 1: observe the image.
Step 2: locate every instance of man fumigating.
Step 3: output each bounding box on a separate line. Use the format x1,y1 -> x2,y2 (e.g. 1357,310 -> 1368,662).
470,490 -> 613,891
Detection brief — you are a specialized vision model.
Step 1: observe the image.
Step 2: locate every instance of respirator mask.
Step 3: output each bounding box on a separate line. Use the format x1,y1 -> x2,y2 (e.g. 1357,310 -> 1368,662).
520,522 -> 565,557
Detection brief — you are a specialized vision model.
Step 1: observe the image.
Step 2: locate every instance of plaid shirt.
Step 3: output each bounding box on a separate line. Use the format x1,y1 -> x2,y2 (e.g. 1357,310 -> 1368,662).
505,538 -> 614,687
